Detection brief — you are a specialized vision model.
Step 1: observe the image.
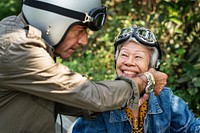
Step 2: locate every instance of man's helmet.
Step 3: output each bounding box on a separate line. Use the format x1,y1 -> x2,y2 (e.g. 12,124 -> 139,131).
22,0 -> 107,46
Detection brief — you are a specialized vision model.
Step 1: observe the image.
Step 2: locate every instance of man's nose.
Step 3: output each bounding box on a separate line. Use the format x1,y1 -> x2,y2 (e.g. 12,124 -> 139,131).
78,31 -> 88,46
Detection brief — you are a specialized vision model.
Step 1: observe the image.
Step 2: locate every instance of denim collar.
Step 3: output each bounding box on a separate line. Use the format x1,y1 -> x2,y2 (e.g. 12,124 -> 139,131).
108,92 -> 163,123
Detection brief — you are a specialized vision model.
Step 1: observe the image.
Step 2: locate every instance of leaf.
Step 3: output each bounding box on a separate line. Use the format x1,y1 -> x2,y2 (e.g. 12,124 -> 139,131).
175,48 -> 186,55
178,76 -> 191,83
170,17 -> 183,25
193,78 -> 200,87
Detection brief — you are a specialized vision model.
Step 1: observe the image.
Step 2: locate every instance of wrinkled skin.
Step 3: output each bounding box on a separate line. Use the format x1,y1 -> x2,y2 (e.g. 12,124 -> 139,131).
54,25 -> 88,59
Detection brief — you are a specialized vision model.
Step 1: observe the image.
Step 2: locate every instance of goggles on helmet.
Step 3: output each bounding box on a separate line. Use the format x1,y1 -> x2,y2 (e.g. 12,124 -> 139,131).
23,0 -> 107,31
114,26 -> 162,60
84,6 -> 107,31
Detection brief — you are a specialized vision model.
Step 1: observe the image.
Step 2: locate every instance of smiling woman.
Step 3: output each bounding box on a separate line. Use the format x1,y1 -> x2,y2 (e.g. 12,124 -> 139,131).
70,26 -> 200,133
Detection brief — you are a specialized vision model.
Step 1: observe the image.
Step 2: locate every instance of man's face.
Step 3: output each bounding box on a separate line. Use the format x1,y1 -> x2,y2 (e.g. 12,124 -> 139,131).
116,41 -> 151,78
54,25 -> 88,59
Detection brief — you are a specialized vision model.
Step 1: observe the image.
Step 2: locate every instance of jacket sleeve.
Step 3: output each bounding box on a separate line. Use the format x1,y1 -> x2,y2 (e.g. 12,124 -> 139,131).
170,91 -> 200,132
0,35 -> 139,113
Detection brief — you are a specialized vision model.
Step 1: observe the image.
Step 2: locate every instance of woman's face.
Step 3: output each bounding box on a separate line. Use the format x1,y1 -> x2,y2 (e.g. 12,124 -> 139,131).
116,41 -> 151,78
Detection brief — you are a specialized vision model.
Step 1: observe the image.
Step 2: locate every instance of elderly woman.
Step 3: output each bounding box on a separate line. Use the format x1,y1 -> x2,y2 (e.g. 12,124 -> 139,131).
70,26 -> 200,133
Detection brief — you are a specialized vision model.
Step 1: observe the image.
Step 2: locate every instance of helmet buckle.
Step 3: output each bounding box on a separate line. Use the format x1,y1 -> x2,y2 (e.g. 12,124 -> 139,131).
83,13 -> 93,23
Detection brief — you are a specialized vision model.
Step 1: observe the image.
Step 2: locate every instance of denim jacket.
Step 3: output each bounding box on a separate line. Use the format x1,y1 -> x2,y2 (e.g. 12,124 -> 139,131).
72,87 -> 200,133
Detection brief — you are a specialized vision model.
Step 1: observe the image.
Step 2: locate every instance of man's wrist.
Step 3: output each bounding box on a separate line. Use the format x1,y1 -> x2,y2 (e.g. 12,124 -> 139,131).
116,76 -> 140,110
137,74 -> 148,94
139,74 -> 147,83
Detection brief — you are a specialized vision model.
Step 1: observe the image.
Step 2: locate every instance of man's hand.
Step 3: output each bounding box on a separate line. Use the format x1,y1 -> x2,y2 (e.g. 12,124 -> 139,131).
134,68 -> 168,96
134,68 -> 167,107
148,68 -> 168,96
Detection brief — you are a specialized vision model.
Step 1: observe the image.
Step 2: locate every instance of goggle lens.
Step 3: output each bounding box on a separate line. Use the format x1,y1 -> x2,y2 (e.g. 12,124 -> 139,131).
117,28 -> 133,40
87,6 -> 107,31
135,28 -> 156,44
94,13 -> 106,29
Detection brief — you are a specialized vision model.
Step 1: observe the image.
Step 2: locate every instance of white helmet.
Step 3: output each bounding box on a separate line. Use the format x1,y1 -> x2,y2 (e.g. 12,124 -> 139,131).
22,0 -> 106,46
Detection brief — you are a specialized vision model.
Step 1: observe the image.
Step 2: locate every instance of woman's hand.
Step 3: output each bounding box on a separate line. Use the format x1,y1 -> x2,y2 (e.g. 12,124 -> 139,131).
138,93 -> 149,107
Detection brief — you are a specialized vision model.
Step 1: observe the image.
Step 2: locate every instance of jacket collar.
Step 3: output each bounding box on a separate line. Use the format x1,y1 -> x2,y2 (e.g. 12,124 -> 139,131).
108,92 -> 163,123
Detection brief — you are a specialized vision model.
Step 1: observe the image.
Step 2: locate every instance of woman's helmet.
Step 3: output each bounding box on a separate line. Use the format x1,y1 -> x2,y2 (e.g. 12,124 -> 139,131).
22,0 -> 106,46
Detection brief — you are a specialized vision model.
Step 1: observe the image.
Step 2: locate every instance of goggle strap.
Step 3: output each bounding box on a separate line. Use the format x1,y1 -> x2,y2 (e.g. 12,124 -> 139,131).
83,13 -> 94,23
24,0 -> 86,22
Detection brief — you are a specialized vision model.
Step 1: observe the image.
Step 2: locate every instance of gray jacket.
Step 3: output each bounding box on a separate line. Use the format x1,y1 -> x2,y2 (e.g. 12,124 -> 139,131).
0,14 -> 139,133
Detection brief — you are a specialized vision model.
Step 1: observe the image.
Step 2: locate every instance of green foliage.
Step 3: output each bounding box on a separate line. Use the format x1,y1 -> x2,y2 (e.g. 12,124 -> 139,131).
0,0 -> 22,20
1,0 -> 199,116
